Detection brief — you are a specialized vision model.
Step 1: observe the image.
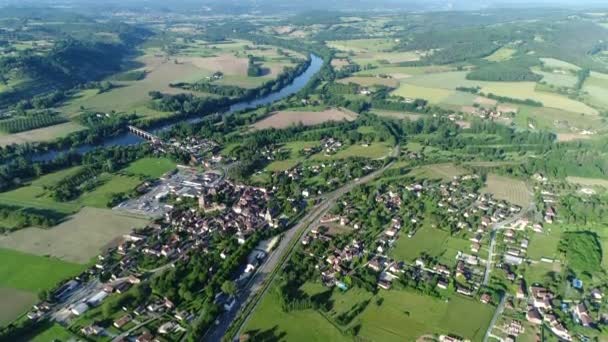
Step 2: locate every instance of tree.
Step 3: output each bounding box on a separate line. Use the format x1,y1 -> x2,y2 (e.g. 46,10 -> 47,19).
221,280 -> 237,296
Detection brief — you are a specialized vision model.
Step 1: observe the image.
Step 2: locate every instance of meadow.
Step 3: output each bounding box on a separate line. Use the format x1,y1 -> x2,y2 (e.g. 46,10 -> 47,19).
0,248 -> 83,292
0,121 -> 86,147
123,157 -> 177,178
312,142 -> 392,161
338,76 -> 399,87
526,225 -> 563,261
407,163 -> 468,181
390,226 -> 450,262
356,290 -> 494,342
0,287 -> 37,326
484,47 -> 516,62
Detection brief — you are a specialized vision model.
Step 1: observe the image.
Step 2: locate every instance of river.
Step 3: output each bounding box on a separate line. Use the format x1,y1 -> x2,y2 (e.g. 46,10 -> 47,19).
31,54 -> 323,162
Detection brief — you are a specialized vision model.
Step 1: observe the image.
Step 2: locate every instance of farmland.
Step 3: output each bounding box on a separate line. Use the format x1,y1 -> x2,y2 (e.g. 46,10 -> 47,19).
0,121 -> 86,147
0,248 -> 83,292
123,157 -> 177,178
484,47 -> 517,62
407,163 -> 468,181
0,207 -> 148,263
0,287 -> 37,326
252,108 -> 357,130
356,290 -> 494,342
481,174 -> 531,207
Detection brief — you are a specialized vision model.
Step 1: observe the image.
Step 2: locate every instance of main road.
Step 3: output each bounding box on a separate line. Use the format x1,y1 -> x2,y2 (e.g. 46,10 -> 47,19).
204,147 -> 399,342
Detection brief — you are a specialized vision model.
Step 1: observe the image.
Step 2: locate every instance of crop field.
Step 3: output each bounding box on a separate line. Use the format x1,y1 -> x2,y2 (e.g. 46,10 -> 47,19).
481,174 -> 530,207
408,163 -> 468,181
372,110 -> 423,121
252,108 -> 357,129
512,105 -> 604,133
532,67 -> 578,88
327,39 -> 422,66
0,121 -> 86,147
0,248 -> 83,292
327,38 -> 398,53
393,71 -> 598,115
312,142 -> 393,160
567,176 -> 608,188
390,226 -> 450,262
338,76 -> 399,87
0,287 -> 37,326
484,47 -> 517,62
356,290 -> 494,342
123,157 -> 176,178
0,207 -> 148,263
356,65 -> 459,78
540,57 -> 581,71
582,72 -> 608,109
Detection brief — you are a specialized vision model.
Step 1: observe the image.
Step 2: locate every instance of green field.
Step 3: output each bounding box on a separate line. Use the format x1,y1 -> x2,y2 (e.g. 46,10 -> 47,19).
312,142 -> 392,160
484,47 -> 517,62
533,67 -> 578,88
79,174 -> 142,208
123,157 -> 176,178
583,72 -> 608,109
357,290 -> 494,342
245,289 -> 351,342
0,248 -> 83,292
28,323 -> 78,342
390,226 -> 450,262
527,226 -> 563,260
0,287 -> 37,326
540,58 -> 581,71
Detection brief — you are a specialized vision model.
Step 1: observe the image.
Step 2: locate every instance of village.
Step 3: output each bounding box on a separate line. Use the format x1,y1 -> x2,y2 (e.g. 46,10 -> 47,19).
22,166 -> 293,342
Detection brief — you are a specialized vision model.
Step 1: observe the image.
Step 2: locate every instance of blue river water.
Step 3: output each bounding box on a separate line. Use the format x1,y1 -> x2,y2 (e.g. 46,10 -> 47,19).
31,54 -> 323,162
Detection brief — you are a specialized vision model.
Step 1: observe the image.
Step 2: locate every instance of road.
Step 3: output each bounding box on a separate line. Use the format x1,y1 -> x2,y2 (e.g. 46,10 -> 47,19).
483,295 -> 508,342
204,150 -> 398,342
482,194 -> 536,286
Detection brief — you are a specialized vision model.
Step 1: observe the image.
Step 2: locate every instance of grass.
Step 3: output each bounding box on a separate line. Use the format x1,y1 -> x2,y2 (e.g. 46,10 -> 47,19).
562,231 -> 602,277
513,105 -> 605,132
0,207 -> 148,264
390,226 -> 450,262
79,174 -> 143,208
0,121 -> 86,147
312,142 -> 392,160
0,287 -> 37,326
123,157 -> 176,178
0,248 -> 83,293
567,176 -> 608,188
540,58 -> 581,71
532,67 -> 578,88
393,70 -> 598,115
338,76 -> 399,87
408,163 -> 468,181
582,72 -> 608,109
29,323 -> 78,342
481,174 -> 531,207
357,289 -> 494,342
244,289 -> 351,342
484,47 -> 517,62
527,226 -> 563,260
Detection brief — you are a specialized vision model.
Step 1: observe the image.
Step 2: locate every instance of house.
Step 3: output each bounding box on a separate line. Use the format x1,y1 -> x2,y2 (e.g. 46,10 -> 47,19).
158,321 -> 177,334
378,279 -> 392,290
437,280 -> 448,290
135,331 -> 154,342
113,314 -> 132,328
526,308 -> 542,325
71,303 -> 89,316
591,288 -> 604,302
516,281 -> 527,299
574,303 -> 592,327
480,293 -> 491,304
81,325 -> 104,336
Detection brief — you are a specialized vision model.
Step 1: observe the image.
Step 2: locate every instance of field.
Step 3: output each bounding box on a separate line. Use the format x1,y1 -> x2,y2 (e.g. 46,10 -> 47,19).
327,38 -> 421,66
264,141 -> 319,172
567,176 -> 608,188
252,108 -> 357,130
484,47 -> 517,62
0,287 -> 37,326
513,105 -> 604,133
0,248 -> 83,292
338,76 -> 399,87
527,226 -> 563,261
0,121 -> 86,147
390,226 -> 449,262
27,323 -> 78,342
385,69 -> 598,115
408,163 -> 468,181
0,207 -> 148,263
312,142 -> 393,160
58,39 -> 302,119
481,174 -> 531,207
540,58 -> 581,71
244,290 -> 351,342
582,72 -> 608,110
123,157 -> 177,178
356,290 -> 494,342
532,67 -> 578,88
372,110 -> 422,121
